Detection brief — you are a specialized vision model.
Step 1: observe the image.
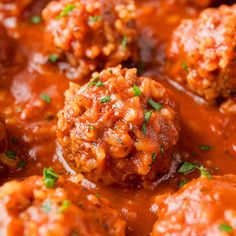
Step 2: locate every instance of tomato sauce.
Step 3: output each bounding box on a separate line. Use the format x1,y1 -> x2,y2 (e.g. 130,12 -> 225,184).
0,0 -> 235,235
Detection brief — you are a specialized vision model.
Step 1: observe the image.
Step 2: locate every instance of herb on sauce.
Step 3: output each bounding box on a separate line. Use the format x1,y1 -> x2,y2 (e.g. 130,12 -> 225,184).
121,36 -> 127,49
178,162 -> 211,179
95,193 -> 101,198
100,96 -> 111,103
49,54 -> 59,63
219,223 -> 233,233
151,153 -> 157,162
56,5 -> 76,20
43,167 -> 58,188
31,15 -> 41,24
142,110 -> 152,135
88,125 -> 95,130
133,84 -> 141,96
18,160 -> 26,168
40,94 -> 51,104
181,62 -> 189,72
178,179 -> 188,188
89,15 -> 102,23
199,145 -> 213,151
41,200 -> 52,213
178,162 -> 196,174
5,150 -> 17,159
59,200 -> 71,213
148,98 -> 162,111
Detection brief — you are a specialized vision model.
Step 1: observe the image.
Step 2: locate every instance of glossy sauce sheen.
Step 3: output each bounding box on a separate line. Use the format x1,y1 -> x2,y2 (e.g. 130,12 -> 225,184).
0,0 -> 235,235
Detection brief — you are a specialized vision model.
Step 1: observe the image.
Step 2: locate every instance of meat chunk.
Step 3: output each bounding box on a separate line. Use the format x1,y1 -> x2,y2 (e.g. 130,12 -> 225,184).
0,174 -> 126,236
57,66 -> 180,185
42,0 -> 138,79
167,4 -> 236,102
152,175 -> 236,235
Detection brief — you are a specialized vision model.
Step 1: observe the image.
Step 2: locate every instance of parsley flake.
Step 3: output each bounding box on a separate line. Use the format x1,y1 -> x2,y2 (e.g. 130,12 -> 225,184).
178,179 -> 188,188
199,145 -> 213,151
43,167 -> 58,188
5,150 -> 17,159
148,98 -> 163,111
89,15 -> 102,23
49,54 -> 59,63
121,36 -> 127,49
181,62 -> 189,72
31,15 -> 41,24
219,223 -> 233,233
100,96 -> 111,103
56,5 -> 76,20
178,162 -> 196,174
40,94 -> 51,104
151,153 -> 157,162
133,84 -> 141,96
59,200 -> 71,213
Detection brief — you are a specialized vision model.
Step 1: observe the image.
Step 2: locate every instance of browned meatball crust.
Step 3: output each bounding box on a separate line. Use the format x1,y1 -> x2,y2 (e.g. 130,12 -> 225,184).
167,4 -> 236,102
42,0 -> 138,79
152,175 -> 236,236
57,66 -> 180,185
0,175 -> 126,236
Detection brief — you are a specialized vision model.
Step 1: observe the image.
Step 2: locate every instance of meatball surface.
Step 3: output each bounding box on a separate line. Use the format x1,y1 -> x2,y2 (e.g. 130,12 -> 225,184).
152,175 -> 236,236
42,0 -> 138,79
167,4 -> 236,102
0,174 -> 126,236
57,66 -> 180,185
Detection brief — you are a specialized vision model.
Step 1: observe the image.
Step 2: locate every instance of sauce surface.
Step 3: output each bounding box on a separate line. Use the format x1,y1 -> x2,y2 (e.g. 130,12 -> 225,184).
0,0 -> 235,235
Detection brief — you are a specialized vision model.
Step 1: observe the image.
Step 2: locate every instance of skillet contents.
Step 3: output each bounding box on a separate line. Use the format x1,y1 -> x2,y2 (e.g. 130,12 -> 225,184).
0,0 -> 235,235
57,66 -> 179,186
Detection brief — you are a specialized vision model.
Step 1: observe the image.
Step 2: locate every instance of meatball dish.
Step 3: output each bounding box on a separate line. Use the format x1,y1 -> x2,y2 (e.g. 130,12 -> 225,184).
0,0 -> 235,235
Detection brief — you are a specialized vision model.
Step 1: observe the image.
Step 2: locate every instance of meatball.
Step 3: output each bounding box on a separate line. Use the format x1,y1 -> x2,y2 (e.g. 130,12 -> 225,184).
0,174 -> 126,236
42,0 -> 138,79
57,66 -> 180,185
152,175 -> 236,236
167,4 -> 236,102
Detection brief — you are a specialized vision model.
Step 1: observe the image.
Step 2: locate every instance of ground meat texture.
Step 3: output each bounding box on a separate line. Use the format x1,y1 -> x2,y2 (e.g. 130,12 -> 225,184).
152,175 -> 236,236
0,175 -> 126,236
42,0 -> 138,80
167,4 -> 236,102
57,66 -> 180,185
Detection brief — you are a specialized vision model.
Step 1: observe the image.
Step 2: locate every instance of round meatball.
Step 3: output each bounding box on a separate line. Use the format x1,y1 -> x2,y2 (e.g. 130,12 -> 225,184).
152,175 -> 236,236
42,0 -> 138,79
167,4 -> 236,102
0,175 -> 126,236
57,66 -> 180,185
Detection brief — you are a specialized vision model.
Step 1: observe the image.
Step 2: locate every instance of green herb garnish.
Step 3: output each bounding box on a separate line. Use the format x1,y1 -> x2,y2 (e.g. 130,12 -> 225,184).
181,62 -> 189,72
178,179 -> 188,188
219,223 -> 233,233
178,162 -> 196,174
100,96 -> 111,103
18,160 -> 26,168
43,167 -> 58,188
121,36 -> 127,49
40,94 -> 51,104
89,15 -> 102,23
142,110 -> 153,135
56,5 -> 76,20
151,153 -> 157,162
88,76 -> 104,87
31,15 -> 42,24
5,151 -> 17,159
49,54 -> 59,63
148,98 -> 162,111
199,145 -> 213,151
133,84 -> 141,96
59,200 -> 71,213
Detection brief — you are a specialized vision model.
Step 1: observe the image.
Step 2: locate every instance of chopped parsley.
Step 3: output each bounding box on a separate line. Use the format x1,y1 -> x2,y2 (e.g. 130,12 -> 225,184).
219,223 -> 233,233
59,200 -> 71,213
199,145 -> 213,151
89,15 -> 102,23
148,98 -> 162,111
178,162 -> 196,174
133,84 -> 141,96
41,200 -> 52,213
151,153 -> 157,162
100,96 -> 111,103
142,110 -> 152,135
56,5 -> 76,20
43,167 -> 58,188
18,160 -> 26,168
5,150 -> 17,159
40,94 -> 51,104
181,62 -> 189,72
178,162 -> 211,179
121,36 -> 127,49
49,54 -> 59,63
88,125 -> 95,130
178,179 -> 188,188
95,193 -> 101,198
88,76 -> 104,87
31,15 -> 41,24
